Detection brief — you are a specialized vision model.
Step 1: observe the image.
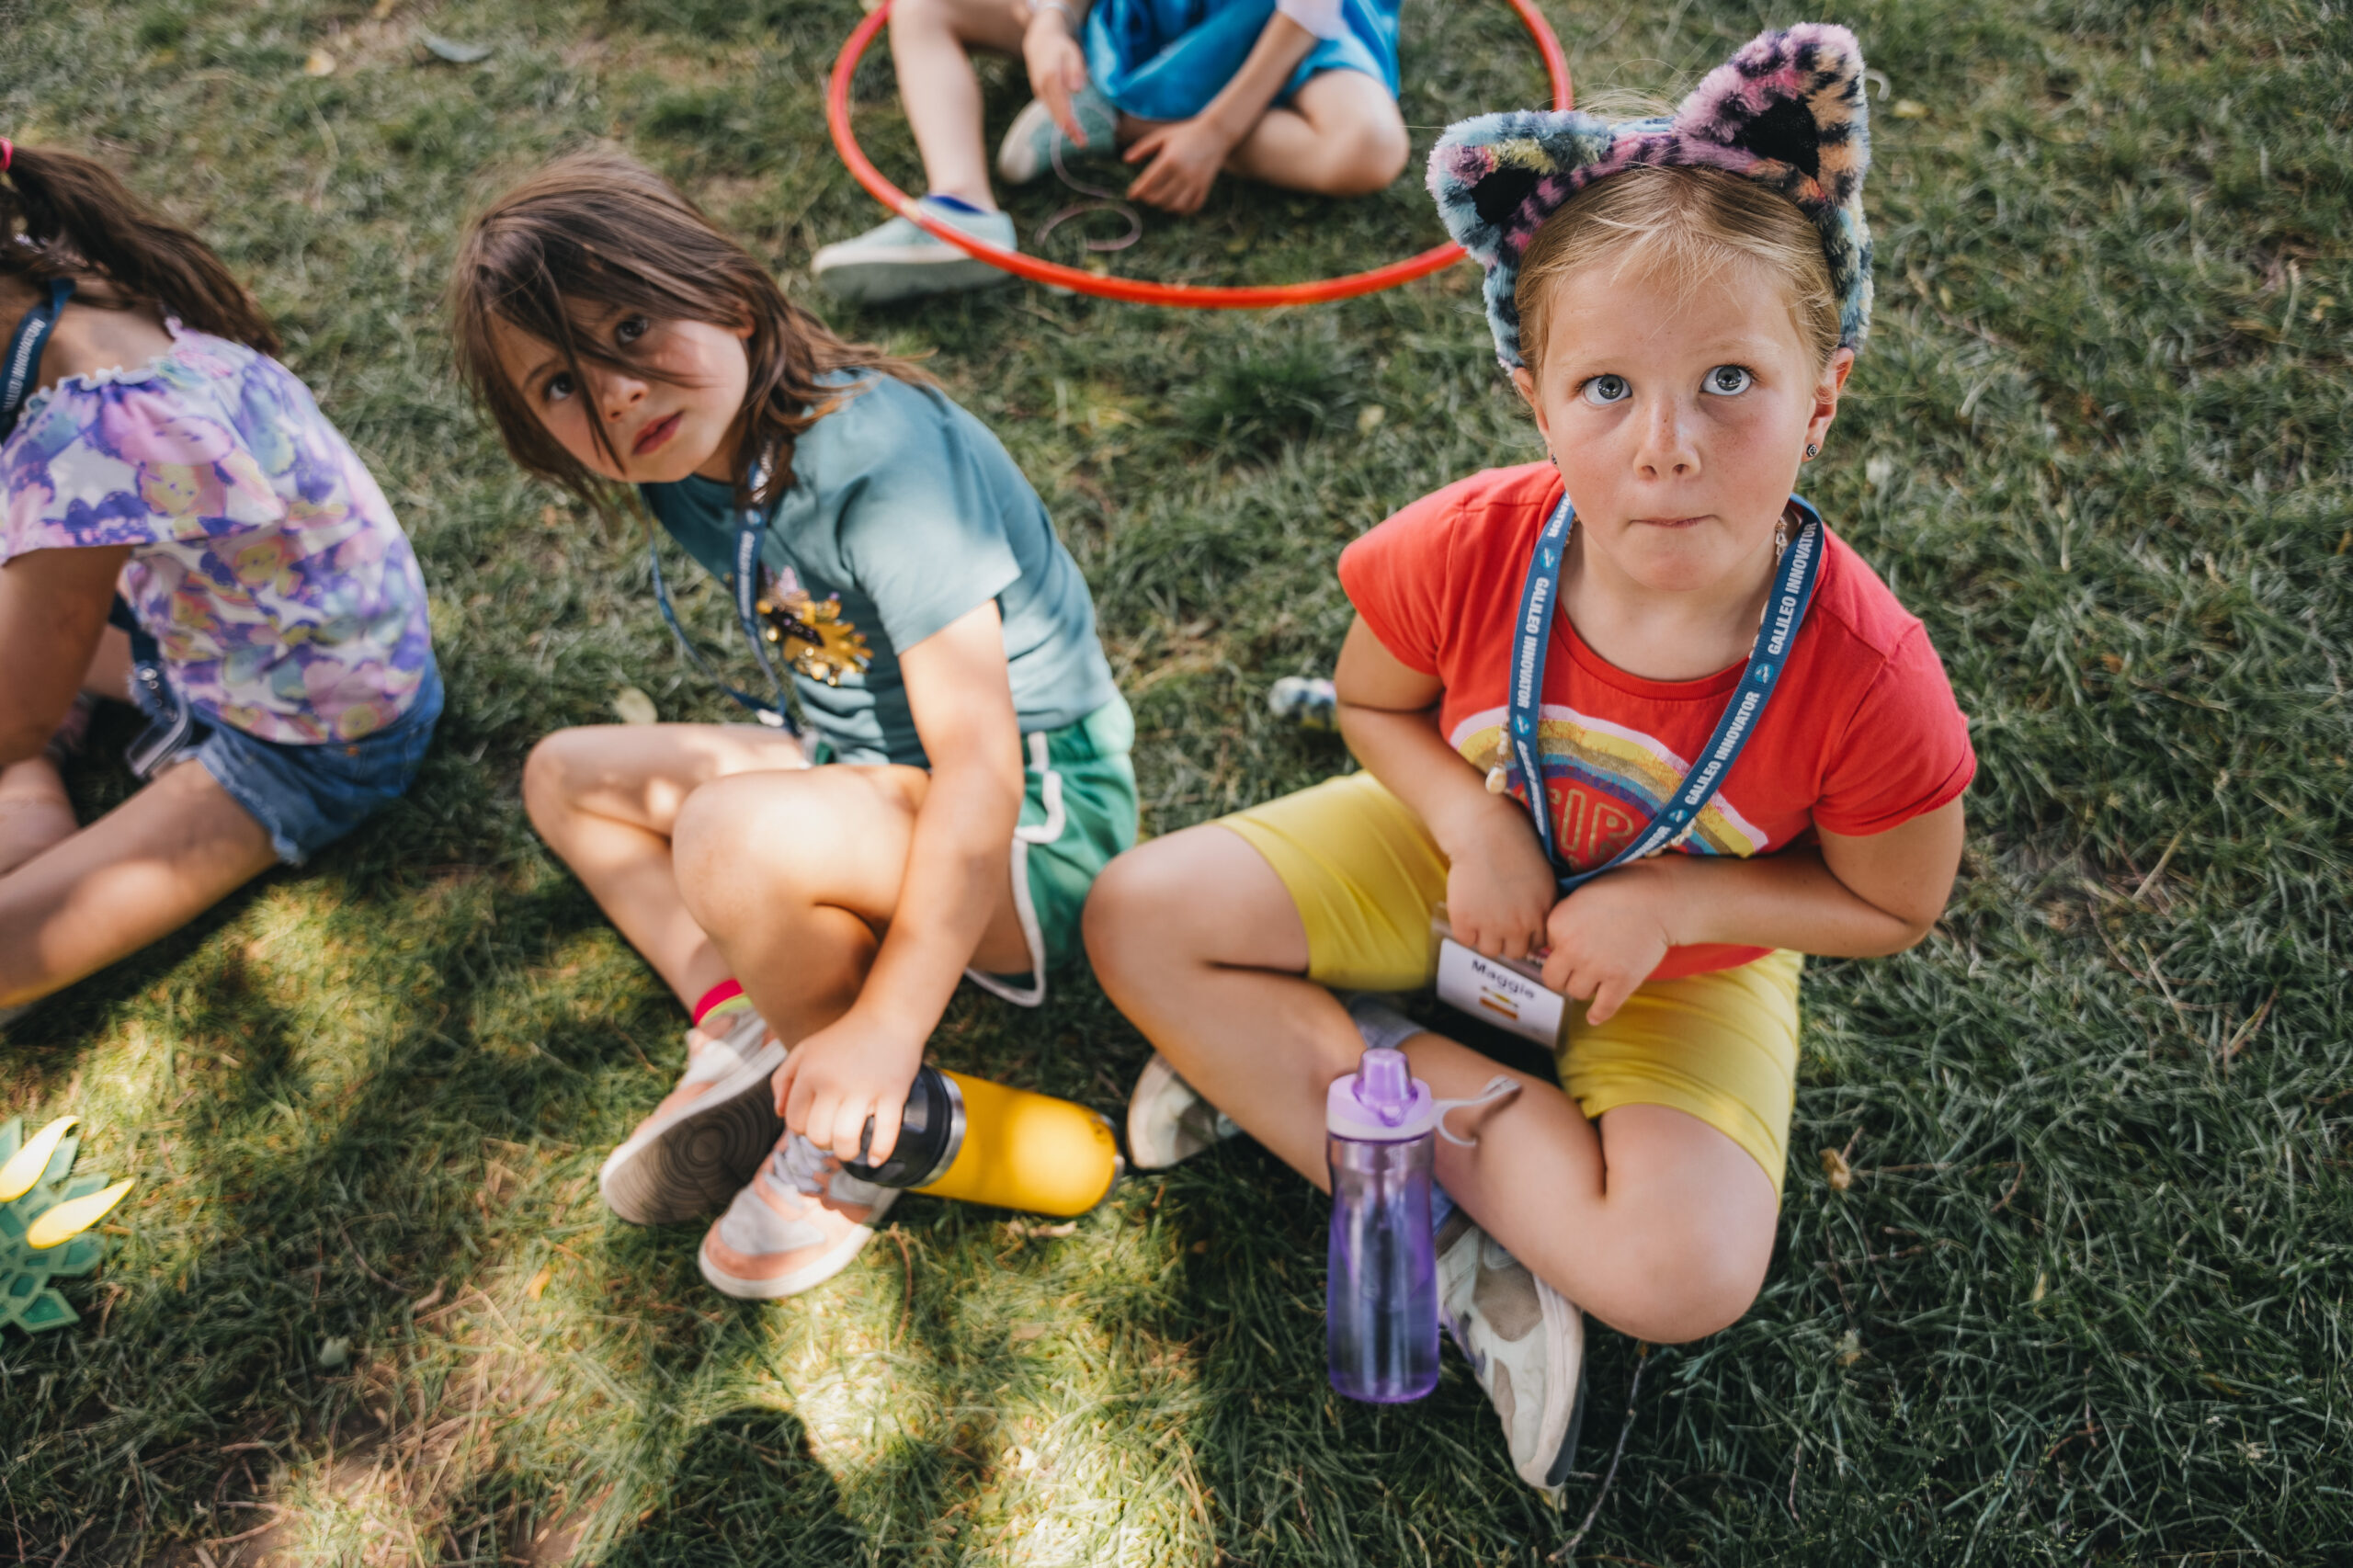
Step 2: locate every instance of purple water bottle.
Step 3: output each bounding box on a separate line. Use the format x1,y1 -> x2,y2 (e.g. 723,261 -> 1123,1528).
1326,1047 -> 1440,1403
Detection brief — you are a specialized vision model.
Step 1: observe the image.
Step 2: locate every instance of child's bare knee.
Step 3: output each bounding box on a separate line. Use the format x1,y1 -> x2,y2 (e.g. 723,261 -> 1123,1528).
888,0 -> 971,40
1339,113 -> 1411,193
1581,1242 -> 1768,1345
668,778 -> 763,907
1081,848 -> 1176,975
520,730 -> 590,832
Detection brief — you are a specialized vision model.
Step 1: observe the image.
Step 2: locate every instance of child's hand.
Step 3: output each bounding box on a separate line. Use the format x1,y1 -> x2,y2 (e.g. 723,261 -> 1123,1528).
771,1011 -> 926,1167
1443,809 -> 1558,962
1539,860 -> 1677,1025
1124,118 -> 1235,214
1022,6 -> 1095,144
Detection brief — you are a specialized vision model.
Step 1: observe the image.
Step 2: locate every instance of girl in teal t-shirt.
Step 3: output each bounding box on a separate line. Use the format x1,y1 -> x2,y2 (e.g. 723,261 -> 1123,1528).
450,151 -> 1134,1301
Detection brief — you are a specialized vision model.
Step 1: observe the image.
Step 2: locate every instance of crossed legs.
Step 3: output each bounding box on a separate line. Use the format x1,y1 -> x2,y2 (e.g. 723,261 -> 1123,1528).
887,0 -> 1408,210
523,724 -> 1030,1047
1084,823 -> 1779,1345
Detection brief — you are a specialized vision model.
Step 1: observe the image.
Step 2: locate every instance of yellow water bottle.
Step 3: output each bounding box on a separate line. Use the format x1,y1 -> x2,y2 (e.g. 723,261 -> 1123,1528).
842,1066 -> 1120,1216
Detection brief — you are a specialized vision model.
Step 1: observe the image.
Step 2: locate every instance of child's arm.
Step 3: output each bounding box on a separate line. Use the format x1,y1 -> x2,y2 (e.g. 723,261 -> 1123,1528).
1123,11 -> 1321,213
768,600 -> 1026,1165
1019,1 -> 1097,146
1333,615 -> 1559,963
1540,800 -> 1966,1023
0,547 -> 127,767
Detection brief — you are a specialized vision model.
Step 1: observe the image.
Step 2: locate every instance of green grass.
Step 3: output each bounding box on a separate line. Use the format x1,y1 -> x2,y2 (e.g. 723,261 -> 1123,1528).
3,0 -> 2350,1562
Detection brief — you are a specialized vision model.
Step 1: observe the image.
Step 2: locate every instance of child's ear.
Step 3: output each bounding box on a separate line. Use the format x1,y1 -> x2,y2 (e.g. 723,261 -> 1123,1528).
1508,365 -> 1552,447
1509,364 -> 1541,415
1808,346 -> 1856,441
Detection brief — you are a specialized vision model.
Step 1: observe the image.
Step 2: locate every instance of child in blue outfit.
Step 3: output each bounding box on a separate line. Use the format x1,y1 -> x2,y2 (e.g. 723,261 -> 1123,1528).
814,0 -> 1409,301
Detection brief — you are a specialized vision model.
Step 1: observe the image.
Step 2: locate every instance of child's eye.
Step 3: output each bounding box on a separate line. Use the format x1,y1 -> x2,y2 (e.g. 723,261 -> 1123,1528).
616,316 -> 650,346
544,372 -> 575,403
1579,373 -> 1631,406
1702,365 -> 1754,396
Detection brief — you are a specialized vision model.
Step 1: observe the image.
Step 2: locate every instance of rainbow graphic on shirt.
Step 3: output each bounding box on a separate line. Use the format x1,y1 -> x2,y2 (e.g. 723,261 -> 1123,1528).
1449,702 -> 1771,872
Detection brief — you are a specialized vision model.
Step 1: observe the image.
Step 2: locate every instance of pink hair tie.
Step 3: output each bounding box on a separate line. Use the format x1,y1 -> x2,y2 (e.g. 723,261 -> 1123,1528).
0,138 -> 13,174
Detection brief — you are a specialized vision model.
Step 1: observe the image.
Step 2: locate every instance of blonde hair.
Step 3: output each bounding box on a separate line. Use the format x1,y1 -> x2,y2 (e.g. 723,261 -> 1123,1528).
1514,165 -> 1841,383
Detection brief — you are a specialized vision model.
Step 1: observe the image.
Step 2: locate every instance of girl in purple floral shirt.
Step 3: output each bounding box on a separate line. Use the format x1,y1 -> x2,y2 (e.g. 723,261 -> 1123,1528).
0,142 -> 438,1025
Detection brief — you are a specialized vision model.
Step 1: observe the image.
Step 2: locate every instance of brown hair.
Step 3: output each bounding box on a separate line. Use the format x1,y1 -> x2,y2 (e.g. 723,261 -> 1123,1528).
0,143 -> 278,354
1515,165 -> 1839,384
449,149 -> 930,513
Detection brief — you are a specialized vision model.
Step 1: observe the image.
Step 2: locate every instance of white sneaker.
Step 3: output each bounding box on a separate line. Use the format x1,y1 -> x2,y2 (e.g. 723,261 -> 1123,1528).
598,1006 -> 786,1226
699,1133 -> 898,1300
811,199 -> 1018,303
995,84 -> 1120,185
1437,1208 -> 1587,1494
1124,1051 -> 1241,1169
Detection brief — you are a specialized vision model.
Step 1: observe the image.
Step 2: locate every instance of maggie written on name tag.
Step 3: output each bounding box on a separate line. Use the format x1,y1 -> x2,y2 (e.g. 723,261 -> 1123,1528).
1430,913 -> 1567,1048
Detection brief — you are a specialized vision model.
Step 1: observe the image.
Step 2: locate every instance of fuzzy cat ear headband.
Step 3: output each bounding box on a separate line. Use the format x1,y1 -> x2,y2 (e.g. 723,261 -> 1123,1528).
1428,23 -> 1873,371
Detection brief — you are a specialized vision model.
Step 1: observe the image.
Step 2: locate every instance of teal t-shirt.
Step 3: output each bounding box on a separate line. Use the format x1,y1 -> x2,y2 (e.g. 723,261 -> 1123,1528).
639,374 -> 1119,767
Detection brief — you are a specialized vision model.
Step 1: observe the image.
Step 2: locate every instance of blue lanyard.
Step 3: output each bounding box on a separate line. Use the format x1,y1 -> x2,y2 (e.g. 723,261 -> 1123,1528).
644,464 -> 801,735
1,277 -> 73,440
1507,491 -> 1824,893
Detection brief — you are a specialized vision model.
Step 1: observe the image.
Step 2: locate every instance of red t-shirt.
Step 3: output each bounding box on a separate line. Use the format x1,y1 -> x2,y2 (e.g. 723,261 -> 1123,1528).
1339,462 -> 1976,980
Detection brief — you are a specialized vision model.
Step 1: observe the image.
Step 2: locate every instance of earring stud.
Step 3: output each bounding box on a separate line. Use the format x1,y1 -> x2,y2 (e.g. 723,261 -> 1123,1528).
1803,442 -> 1820,460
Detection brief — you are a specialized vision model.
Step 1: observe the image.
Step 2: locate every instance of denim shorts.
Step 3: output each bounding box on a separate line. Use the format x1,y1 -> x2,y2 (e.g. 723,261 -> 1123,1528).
130,659 -> 445,866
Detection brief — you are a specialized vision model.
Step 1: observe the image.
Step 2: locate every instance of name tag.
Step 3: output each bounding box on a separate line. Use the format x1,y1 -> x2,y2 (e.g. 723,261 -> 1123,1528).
1433,937 -> 1567,1048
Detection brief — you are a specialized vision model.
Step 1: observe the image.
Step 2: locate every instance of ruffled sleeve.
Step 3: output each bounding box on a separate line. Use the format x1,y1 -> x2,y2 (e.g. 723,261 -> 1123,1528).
0,379 -> 246,561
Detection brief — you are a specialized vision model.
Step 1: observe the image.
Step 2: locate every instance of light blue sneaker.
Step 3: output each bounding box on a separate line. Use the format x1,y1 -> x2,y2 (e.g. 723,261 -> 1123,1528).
995,84 -> 1121,185
810,199 -> 1018,303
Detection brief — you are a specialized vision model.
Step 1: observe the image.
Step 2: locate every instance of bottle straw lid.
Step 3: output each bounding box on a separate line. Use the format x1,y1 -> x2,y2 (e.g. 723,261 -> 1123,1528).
1326,1047 -> 1437,1141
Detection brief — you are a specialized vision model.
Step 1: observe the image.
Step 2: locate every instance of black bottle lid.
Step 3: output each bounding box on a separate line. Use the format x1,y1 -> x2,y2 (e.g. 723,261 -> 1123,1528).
842,1065 -> 963,1188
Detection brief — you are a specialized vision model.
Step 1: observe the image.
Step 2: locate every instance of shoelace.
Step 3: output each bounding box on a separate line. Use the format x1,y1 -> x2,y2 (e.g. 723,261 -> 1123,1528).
774,1132 -> 834,1198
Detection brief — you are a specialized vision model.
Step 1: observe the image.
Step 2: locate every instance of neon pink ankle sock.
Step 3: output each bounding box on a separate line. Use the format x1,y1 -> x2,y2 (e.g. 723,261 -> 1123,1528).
691,979 -> 747,1027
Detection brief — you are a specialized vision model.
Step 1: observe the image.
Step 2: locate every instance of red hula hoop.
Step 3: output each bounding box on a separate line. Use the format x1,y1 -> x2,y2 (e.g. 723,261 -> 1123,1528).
825,0 -> 1573,308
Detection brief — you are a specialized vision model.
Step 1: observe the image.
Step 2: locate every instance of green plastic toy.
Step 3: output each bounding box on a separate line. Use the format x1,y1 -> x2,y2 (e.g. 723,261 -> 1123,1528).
0,1116 -> 134,1334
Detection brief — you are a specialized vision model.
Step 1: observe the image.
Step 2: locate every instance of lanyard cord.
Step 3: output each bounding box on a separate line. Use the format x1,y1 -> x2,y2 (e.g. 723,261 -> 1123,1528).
1506,491 -> 1824,893
0,277 -> 73,440
642,459 -> 802,735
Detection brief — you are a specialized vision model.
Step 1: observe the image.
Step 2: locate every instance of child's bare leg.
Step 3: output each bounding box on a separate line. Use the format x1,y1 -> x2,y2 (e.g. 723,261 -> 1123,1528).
668,764 -> 1031,1051
1085,824 -> 1778,1344
1084,824 -> 1365,1180
83,626 -> 131,704
0,627 -> 142,878
890,0 -> 1029,210
0,759 -> 277,1009
0,759 -> 76,877
1222,68 -> 1409,196
520,724 -> 816,1009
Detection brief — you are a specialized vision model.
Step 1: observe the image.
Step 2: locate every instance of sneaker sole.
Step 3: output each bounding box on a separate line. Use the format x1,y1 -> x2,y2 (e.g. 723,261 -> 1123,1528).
599,1040 -> 787,1226
698,1187 -> 899,1300
1536,1297 -> 1589,1492
812,250 -> 1014,304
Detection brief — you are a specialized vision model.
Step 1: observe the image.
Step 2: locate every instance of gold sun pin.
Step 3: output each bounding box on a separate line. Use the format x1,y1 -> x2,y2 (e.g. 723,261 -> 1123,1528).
756,588 -> 872,687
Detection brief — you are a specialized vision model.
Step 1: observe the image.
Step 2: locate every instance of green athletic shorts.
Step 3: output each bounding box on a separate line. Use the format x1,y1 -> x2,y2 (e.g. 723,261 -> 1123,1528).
972,695 -> 1137,1006
813,696 -> 1133,1005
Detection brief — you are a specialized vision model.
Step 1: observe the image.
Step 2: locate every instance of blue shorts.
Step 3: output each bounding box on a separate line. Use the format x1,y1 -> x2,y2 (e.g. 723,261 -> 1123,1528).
1085,0 -> 1402,122
130,658 -> 444,866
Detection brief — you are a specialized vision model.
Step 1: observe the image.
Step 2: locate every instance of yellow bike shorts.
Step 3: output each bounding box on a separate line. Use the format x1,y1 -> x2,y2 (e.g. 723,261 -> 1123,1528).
1220,771 -> 1803,1198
